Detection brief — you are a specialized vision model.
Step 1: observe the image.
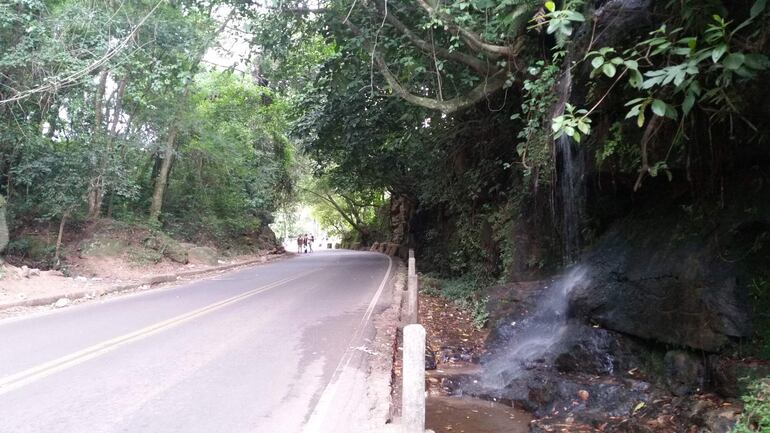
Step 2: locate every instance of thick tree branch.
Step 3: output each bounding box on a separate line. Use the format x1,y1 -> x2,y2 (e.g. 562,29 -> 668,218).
371,1 -> 497,77
413,0 -> 522,58
373,51 -> 507,113
346,20 -> 508,113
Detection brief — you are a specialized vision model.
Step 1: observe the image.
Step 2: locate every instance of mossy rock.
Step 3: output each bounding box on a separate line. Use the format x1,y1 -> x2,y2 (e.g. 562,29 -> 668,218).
187,246 -> 219,266
7,235 -> 54,263
80,236 -> 129,258
127,246 -> 164,265
143,232 -> 188,264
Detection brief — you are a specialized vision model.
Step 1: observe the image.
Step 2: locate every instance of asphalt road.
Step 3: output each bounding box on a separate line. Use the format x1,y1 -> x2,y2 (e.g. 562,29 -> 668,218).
0,250 -> 395,433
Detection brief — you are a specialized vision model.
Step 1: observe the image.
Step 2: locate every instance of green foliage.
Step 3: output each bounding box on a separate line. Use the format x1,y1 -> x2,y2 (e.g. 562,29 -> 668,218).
583,11 -> 769,129
552,103 -> 591,143
541,1 -> 585,43
748,275 -> 770,359
421,273 -> 491,329
0,1 -> 297,262
515,60 -> 560,179
732,377 -> 770,433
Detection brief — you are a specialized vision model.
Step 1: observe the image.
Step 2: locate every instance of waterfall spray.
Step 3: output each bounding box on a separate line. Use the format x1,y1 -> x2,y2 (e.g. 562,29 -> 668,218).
480,266 -> 589,388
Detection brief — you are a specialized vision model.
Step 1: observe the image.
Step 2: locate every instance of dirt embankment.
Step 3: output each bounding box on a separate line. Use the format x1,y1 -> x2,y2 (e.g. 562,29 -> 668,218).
1,218 -> 284,315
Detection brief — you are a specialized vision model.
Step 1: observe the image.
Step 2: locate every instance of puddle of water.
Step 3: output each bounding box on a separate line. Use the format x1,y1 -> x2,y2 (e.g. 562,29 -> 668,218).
426,395 -> 531,433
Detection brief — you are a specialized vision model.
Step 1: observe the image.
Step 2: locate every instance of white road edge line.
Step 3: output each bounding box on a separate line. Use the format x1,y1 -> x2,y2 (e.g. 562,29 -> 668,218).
302,253 -> 394,433
0,270 -> 317,397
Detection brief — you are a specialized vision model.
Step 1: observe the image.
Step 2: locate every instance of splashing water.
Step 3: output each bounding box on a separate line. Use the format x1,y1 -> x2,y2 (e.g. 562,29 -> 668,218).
479,266 -> 589,389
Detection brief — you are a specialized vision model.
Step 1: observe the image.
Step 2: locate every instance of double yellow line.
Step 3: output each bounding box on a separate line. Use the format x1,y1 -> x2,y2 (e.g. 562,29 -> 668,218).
0,271 -> 313,396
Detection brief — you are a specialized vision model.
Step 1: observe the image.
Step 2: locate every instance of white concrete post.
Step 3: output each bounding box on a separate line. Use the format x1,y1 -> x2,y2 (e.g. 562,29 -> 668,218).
406,274 -> 419,325
402,324 -> 426,433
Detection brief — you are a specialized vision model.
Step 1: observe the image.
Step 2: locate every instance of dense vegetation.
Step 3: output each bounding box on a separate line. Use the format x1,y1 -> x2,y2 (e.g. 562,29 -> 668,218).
0,0 -> 294,265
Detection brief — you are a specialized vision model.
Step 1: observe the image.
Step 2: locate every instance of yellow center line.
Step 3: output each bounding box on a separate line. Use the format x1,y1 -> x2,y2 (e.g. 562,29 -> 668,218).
0,269 -> 316,396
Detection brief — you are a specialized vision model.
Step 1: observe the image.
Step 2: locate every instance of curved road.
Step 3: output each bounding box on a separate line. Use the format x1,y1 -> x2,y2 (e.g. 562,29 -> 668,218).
0,250 -> 395,433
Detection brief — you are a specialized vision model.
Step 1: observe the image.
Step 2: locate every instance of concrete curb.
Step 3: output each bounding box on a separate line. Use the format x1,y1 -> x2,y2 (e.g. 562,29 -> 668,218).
0,254 -> 285,311
370,260 -> 406,432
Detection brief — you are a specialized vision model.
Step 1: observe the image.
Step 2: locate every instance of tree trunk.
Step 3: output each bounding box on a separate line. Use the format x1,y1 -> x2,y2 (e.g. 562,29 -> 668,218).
147,12 -> 234,222
87,70 -> 110,219
54,211 -> 69,264
148,114 -> 183,222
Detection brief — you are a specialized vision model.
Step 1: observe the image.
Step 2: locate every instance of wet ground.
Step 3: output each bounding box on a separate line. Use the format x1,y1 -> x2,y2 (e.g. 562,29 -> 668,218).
416,292 -> 533,433
426,395 -> 531,433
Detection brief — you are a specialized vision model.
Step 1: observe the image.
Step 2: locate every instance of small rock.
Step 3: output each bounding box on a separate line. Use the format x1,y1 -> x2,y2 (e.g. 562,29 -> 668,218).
577,389 -> 590,401
75,276 -> 88,282
425,347 -> 437,370
53,298 -> 71,308
29,268 -> 40,276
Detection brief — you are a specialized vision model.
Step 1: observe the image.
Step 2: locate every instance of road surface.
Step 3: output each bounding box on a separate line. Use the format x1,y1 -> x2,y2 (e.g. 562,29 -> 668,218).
0,250 -> 395,433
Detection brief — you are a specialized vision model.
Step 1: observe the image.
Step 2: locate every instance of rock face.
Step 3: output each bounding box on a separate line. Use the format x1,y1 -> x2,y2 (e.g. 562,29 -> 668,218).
187,247 -> 219,266
143,232 -> 188,264
568,208 -> 757,352
389,195 -> 412,245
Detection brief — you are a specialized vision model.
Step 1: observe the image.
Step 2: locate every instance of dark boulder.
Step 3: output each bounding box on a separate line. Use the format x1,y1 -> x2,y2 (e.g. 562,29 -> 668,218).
568,207 -> 756,351
663,350 -> 705,396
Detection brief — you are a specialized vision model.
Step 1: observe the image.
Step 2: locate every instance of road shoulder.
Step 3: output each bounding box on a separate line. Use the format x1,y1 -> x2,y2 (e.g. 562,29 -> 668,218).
366,260 -> 405,431
0,253 -> 289,320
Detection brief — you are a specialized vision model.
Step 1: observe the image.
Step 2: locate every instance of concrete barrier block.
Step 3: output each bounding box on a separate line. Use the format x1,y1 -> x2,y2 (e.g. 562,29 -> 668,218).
402,324 -> 426,433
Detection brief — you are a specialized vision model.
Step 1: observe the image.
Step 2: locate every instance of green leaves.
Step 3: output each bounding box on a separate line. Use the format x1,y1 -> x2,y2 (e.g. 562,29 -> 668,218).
711,44 -> 727,63
602,63 -> 617,78
625,97 -> 677,127
723,53 -> 745,70
750,0 -> 767,18
542,3 -> 585,41
552,104 -> 591,143
650,99 -> 667,117
587,48 -> 641,82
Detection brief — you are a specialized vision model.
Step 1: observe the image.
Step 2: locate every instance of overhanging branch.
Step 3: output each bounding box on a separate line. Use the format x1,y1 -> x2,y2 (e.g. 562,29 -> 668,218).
414,0 -> 522,58
371,0 -> 497,77
346,20 -> 508,113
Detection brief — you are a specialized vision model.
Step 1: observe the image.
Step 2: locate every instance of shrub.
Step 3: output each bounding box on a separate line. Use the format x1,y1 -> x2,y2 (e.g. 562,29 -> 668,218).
732,377 -> 770,433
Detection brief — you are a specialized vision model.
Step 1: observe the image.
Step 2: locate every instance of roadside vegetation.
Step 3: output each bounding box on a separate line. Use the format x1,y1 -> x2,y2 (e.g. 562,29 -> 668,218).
0,1 -> 294,270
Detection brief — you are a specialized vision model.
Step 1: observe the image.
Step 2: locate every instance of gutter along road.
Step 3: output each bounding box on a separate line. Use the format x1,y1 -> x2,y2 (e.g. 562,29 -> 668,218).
0,250 -> 395,433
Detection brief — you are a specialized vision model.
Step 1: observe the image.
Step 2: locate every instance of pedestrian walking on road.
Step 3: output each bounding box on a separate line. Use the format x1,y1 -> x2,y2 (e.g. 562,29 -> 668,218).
296,235 -> 302,253
308,234 -> 314,252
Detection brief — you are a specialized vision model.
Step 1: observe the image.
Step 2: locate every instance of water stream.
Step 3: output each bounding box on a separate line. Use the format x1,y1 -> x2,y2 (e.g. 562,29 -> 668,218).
552,68 -> 586,264
479,267 -> 589,389
472,65 -> 589,397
